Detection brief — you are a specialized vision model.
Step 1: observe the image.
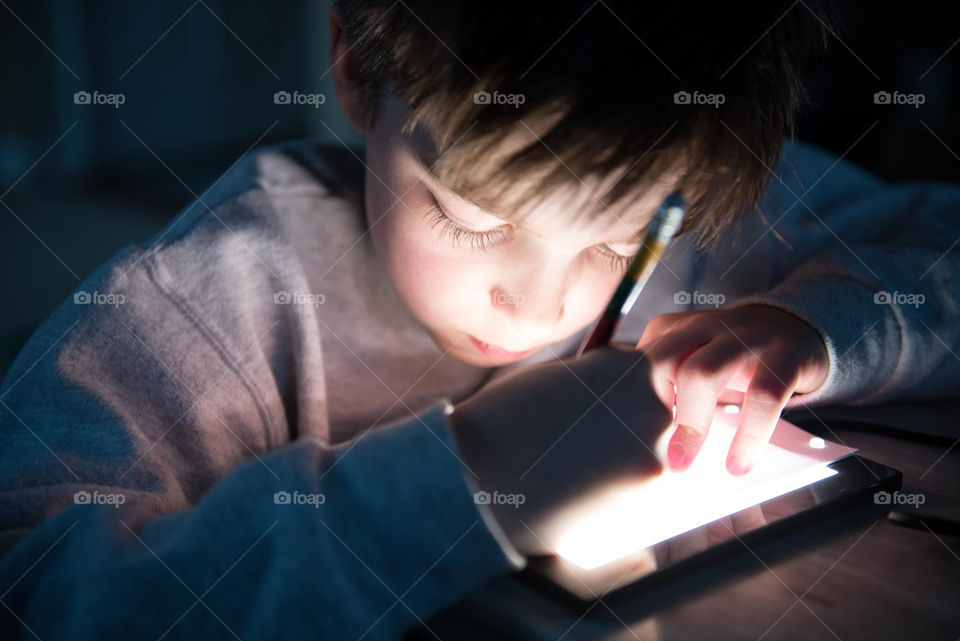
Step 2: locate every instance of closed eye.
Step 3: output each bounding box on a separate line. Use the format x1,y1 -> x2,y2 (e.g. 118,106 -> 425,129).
426,198 -> 510,251
595,245 -> 635,271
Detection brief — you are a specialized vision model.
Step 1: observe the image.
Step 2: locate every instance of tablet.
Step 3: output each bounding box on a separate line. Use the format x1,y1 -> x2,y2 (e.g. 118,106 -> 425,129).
520,454 -> 901,608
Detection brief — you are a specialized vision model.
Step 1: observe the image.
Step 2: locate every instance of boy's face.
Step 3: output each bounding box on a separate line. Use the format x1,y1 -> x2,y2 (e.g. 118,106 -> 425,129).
363,95 -> 679,367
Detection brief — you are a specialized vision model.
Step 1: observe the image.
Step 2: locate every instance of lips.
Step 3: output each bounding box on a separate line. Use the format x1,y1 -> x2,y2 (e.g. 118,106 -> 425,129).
467,335 -> 535,361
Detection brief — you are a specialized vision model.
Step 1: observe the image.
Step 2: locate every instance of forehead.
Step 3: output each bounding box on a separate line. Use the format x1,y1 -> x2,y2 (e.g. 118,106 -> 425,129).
412,147 -> 677,244
385,95 -> 680,243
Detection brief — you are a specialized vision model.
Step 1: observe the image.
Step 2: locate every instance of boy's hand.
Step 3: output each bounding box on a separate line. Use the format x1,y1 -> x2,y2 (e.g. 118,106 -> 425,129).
448,345 -> 673,555
637,305 -> 829,476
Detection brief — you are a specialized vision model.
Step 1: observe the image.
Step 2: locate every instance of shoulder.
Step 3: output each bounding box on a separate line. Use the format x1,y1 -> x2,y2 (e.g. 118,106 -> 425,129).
129,140 -> 369,310
767,139 -> 885,209
41,141 -> 367,422
144,140 -> 366,251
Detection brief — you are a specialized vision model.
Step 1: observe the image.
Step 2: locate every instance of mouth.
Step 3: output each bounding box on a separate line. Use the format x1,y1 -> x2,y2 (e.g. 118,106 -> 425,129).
467,335 -> 536,361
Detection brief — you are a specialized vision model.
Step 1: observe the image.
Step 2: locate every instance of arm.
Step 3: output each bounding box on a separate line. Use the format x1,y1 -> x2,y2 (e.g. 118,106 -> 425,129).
727,144 -> 960,407
638,140 -> 960,473
0,246 -> 521,640
0,404 -> 520,640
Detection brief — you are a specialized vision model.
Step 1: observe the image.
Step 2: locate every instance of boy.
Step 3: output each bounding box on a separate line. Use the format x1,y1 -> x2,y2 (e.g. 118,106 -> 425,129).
1,1 -> 958,639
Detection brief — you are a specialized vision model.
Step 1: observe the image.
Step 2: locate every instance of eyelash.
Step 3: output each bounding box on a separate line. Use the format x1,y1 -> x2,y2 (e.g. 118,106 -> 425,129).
426,202 -> 509,252
596,247 -> 634,271
425,198 -> 634,271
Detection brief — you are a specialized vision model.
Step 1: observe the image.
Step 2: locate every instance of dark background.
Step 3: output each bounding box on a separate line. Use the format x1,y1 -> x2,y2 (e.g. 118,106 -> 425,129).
1,1 -> 958,379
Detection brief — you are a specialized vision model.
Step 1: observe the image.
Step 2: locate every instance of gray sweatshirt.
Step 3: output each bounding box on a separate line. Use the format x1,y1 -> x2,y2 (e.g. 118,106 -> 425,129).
1,139 -> 958,640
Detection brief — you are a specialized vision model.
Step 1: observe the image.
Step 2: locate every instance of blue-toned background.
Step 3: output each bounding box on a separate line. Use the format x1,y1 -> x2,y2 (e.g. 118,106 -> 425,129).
1,0 -> 958,377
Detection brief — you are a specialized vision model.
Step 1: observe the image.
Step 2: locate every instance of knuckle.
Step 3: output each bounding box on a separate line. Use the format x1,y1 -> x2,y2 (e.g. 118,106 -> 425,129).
683,348 -> 736,381
675,365 -> 709,389
650,312 -> 687,333
748,366 -> 792,400
676,349 -> 729,387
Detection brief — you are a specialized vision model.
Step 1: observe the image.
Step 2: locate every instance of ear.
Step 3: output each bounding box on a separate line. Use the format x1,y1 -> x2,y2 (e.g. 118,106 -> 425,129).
329,8 -> 371,134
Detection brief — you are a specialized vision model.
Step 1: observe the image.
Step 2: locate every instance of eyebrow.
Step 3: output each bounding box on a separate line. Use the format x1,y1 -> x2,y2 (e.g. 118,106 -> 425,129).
411,146 -> 650,244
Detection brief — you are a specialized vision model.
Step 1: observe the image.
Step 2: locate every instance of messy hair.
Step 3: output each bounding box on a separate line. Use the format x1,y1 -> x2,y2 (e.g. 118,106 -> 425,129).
333,1 -> 834,249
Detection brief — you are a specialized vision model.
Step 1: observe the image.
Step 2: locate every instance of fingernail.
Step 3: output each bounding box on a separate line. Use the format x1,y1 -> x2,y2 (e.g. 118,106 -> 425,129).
667,441 -> 687,470
727,454 -> 754,476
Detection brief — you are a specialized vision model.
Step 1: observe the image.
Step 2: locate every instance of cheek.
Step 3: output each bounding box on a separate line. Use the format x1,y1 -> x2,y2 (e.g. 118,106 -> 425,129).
370,201 -> 487,327
563,273 -> 622,331
363,148 -> 485,331
364,164 -> 625,341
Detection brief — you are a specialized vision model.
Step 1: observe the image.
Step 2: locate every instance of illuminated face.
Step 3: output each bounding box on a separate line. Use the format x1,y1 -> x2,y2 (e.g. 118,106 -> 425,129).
363,94 -> 679,367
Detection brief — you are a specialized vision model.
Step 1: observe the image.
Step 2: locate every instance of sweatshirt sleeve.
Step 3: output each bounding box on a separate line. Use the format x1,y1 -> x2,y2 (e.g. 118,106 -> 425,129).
0,241 -> 523,640
724,144 -> 960,408
0,401 -> 523,641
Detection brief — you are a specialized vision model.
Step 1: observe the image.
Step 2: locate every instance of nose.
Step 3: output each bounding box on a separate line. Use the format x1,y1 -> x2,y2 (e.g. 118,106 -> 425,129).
490,282 -> 565,340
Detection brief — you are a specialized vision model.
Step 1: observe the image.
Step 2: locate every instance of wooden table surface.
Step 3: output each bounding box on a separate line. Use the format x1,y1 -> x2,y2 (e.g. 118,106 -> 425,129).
411,419 -> 960,641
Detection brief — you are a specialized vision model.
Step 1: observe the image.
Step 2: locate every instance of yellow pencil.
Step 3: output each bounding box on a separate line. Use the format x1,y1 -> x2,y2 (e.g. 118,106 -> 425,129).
576,192 -> 686,357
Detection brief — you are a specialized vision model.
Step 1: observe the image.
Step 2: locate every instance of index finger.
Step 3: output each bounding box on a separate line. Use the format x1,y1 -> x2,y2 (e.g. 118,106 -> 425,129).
670,339 -> 748,471
726,362 -> 796,475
